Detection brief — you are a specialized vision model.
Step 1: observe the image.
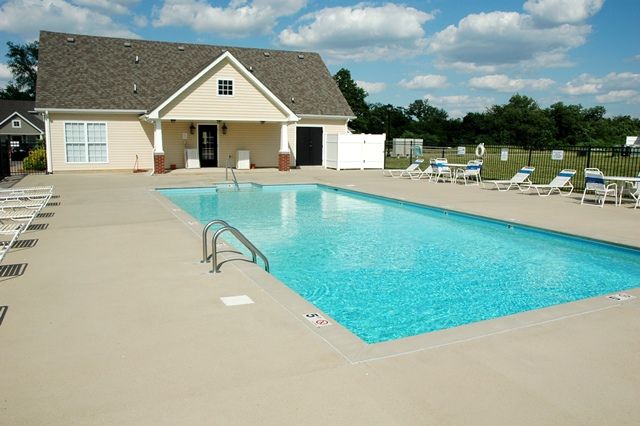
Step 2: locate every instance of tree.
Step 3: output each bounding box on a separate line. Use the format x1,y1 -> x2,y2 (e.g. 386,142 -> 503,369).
333,68 -> 369,133
0,41 -> 38,100
405,99 -> 449,145
486,94 -> 553,147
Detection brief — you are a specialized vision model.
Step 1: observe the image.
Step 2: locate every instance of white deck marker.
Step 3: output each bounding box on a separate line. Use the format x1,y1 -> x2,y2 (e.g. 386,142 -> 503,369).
304,313 -> 331,327
221,295 -> 254,306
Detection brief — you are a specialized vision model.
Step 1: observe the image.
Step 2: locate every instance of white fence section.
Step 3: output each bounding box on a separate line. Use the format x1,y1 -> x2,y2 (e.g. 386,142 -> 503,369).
325,133 -> 385,170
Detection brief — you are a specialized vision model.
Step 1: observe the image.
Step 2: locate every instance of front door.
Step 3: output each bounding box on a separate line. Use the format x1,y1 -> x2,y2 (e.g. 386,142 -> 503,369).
198,125 -> 218,167
296,127 -> 323,166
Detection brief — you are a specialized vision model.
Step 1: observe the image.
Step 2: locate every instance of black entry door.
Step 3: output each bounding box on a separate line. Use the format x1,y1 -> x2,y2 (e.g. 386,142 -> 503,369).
296,127 -> 323,166
198,125 -> 218,167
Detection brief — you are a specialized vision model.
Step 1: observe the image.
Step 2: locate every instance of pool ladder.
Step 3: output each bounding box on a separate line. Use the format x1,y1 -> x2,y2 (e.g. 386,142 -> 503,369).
202,219 -> 269,274
225,155 -> 240,191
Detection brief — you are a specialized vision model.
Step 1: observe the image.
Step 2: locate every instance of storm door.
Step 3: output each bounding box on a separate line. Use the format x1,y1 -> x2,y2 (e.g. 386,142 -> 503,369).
198,125 -> 218,167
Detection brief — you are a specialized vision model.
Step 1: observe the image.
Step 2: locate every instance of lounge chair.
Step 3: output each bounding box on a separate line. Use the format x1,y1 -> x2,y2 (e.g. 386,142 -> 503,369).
0,225 -> 22,264
383,159 -> 424,178
454,160 -> 482,185
431,158 -> 452,183
410,164 -> 434,181
528,169 -> 576,196
484,166 -> 534,191
580,168 -> 617,207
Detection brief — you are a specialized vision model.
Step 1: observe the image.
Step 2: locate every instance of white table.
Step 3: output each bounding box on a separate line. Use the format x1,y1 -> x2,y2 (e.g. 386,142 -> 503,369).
604,176 -> 640,205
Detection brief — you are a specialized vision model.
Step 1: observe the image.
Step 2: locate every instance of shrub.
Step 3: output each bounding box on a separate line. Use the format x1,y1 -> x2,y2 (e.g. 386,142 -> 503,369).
23,146 -> 47,171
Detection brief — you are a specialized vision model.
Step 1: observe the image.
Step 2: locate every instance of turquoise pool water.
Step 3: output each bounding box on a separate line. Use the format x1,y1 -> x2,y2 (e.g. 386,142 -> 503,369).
159,184 -> 640,344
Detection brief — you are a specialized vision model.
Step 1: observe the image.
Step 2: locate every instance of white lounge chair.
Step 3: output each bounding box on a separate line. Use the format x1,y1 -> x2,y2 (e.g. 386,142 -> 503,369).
454,160 -> 482,185
410,164 -> 434,181
0,225 -> 22,264
431,158 -> 452,183
528,169 -> 576,196
580,168 -> 617,207
484,166 -> 535,191
383,159 -> 424,178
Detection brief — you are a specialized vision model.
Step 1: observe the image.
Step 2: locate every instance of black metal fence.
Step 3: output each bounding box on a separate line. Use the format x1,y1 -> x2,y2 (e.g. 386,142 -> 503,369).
385,141 -> 640,190
0,138 -> 47,179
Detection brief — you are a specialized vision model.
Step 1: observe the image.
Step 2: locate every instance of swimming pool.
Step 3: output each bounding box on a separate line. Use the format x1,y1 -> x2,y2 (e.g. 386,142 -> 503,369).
159,184 -> 640,344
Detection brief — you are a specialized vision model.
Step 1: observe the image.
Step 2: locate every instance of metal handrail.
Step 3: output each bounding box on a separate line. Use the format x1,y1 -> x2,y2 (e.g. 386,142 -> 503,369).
210,225 -> 269,274
201,219 -> 230,263
225,154 -> 240,191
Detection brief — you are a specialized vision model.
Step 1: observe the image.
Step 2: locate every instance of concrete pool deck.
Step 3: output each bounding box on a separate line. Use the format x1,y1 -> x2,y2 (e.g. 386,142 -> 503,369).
1,168 -> 639,425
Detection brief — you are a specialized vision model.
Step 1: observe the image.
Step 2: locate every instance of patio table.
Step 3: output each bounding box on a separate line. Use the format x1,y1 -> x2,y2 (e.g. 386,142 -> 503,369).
604,176 -> 640,205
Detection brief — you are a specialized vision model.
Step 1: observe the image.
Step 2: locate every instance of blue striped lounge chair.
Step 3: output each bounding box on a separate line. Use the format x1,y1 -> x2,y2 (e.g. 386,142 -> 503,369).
484,166 -> 534,191
529,169 -> 577,196
383,159 -> 424,178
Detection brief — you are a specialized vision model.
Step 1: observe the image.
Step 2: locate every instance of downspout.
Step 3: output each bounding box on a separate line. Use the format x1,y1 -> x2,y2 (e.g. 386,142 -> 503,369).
43,111 -> 53,174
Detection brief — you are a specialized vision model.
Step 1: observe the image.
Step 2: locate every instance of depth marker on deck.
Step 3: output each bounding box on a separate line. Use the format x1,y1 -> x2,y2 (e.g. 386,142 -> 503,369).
304,313 -> 331,327
607,293 -> 636,301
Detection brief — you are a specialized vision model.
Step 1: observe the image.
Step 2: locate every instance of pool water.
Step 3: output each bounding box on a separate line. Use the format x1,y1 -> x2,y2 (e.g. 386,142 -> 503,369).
159,184 -> 640,344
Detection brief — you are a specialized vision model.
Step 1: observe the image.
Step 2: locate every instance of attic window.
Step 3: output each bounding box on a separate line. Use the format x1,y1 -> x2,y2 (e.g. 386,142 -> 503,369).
298,54 -> 304,59
263,52 -> 270,57
177,45 -> 185,51
66,37 -> 75,43
124,42 -> 131,47
218,79 -> 233,96
12,119 -> 21,128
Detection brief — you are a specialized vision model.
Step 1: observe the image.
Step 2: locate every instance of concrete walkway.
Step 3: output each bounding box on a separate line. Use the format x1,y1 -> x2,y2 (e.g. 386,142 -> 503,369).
1,168 -> 639,425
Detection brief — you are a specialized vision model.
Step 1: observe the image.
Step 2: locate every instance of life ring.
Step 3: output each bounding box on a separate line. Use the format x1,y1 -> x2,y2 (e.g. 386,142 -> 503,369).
475,143 -> 486,157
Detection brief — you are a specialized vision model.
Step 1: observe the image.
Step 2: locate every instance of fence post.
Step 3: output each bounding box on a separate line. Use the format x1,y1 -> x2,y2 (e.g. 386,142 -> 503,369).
586,146 -> 591,169
409,140 -> 413,164
441,147 -> 445,158
527,147 -> 532,166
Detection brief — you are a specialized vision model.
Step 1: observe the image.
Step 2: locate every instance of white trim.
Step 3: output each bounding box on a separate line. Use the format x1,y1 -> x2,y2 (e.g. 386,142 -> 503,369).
35,108 -> 146,114
62,121 -> 109,164
0,111 -> 44,134
147,51 -> 298,121
196,123 -> 219,167
11,119 -> 21,128
217,78 -> 234,97
298,114 -> 355,120
44,112 -> 52,173
152,116 -> 295,123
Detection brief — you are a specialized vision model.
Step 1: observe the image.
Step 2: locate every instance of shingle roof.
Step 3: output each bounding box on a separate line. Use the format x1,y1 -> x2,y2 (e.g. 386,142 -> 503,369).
35,31 -> 354,118
0,100 -> 44,131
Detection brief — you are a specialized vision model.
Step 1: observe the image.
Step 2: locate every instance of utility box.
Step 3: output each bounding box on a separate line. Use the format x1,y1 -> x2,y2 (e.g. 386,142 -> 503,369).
236,150 -> 250,170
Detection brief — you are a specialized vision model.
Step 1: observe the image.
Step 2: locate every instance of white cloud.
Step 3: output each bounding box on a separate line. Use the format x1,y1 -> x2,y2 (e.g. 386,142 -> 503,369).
355,80 -> 386,94
399,74 -> 448,89
133,15 -> 148,28
428,10 -> 591,71
153,0 -> 306,38
0,0 -> 139,39
595,90 -> 639,103
424,94 -> 495,118
561,72 -> 640,95
524,0 -> 604,24
468,74 -> 554,92
278,4 -> 434,61
0,63 -> 12,88
72,0 -> 140,15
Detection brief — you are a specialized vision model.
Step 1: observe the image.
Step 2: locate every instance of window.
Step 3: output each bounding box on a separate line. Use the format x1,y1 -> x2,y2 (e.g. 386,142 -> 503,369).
217,79 -> 233,96
64,122 -> 108,163
12,119 -> 21,128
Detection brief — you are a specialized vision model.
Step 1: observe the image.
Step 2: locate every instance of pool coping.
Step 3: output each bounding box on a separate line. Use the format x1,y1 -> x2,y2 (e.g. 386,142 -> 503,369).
152,182 -> 640,364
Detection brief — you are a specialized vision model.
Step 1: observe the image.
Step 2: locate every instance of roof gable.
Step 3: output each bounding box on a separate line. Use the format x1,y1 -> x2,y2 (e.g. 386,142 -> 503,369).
150,51 -> 296,121
35,31 -> 354,118
0,100 -> 44,131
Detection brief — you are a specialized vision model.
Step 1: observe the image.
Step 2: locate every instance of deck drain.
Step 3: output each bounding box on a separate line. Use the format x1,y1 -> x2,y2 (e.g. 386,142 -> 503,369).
0,263 -> 27,278
27,224 -> 48,231
607,293 -> 636,301
0,306 -> 7,326
221,295 -> 254,306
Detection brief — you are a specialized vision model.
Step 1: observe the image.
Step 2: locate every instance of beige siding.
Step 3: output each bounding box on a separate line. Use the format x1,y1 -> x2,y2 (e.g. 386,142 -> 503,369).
162,121 -> 197,169
219,122 -> 280,167
161,62 -> 288,122
49,113 -> 154,171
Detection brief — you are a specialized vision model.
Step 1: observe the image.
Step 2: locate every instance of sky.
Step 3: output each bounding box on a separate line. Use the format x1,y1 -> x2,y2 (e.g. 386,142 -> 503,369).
0,0 -> 638,118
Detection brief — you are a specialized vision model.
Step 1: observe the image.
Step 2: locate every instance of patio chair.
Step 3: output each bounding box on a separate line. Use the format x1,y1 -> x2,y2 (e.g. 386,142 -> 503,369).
0,208 -> 39,231
528,169 -> 577,197
431,158 -> 452,183
454,160 -> 482,186
409,164 -> 434,181
0,225 -> 22,264
484,166 -> 535,191
622,172 -> 640,207
580,168 -> 617,207
383,159 -> 424,178
0,187 -> 53,202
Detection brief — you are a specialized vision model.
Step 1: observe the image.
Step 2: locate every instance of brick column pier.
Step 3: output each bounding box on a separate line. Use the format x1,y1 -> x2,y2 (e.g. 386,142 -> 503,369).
278,152 -> 290,172
154,153 -> 166,174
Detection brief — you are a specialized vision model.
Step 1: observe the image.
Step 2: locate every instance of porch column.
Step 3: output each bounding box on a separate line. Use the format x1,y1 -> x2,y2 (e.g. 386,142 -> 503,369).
153,119 -> 165,174
278,122 -> 290,172
43,111 -> 53,174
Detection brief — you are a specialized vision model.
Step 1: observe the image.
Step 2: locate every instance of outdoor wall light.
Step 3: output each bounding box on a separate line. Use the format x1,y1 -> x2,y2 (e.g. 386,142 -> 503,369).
189,123 -> 195,134
222,123 -> 228,135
